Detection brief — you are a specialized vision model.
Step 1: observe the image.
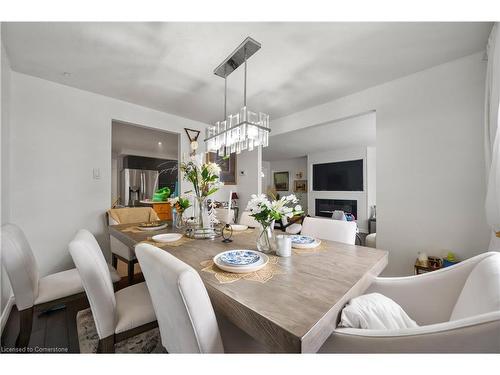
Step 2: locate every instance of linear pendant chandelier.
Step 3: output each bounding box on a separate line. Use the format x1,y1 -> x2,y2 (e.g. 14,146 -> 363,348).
205,37 -> 270,156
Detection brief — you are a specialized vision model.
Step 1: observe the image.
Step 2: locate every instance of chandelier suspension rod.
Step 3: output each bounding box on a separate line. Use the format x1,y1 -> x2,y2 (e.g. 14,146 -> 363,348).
224,76 -> 227,119
244,47 -> 247,107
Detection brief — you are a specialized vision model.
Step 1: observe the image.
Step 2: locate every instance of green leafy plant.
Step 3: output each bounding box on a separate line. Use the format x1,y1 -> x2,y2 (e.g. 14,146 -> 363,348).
167,195 -> 192,213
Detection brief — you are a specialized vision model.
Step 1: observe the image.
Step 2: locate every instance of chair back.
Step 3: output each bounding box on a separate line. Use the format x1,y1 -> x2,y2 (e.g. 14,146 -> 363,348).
136,243 -> 224,353
107,207 -> 159,225
450,253 -> 500,321
301,216 -> 357,244
69,229 -> 116,339
214,208 -> 235,224
0,224 -> 39,310
239,211 -> 260,228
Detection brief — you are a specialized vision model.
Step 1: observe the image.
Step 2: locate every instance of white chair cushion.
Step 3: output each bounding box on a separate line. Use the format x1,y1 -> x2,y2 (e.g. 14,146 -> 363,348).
339,293 -> 419,330
450,254 -> 500,321
35,265 -> 121,305
114,282 -> 156,334
285,223 -> 302,235
35,268 -> 84,305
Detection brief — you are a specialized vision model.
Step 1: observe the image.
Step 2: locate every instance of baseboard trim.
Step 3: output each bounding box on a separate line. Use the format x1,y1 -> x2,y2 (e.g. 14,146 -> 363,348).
1,295 -> 15,335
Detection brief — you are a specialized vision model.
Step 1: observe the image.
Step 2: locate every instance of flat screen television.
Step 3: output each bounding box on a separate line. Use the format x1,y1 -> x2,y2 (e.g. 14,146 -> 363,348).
313,159 -> 363,191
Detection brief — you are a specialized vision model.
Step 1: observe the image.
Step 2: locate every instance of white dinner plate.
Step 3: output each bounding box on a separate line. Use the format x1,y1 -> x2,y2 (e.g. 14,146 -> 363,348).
137,223 -> 168,231
152,233 -> 183,243
213,250 -> 268,273
230,224 -> 248,231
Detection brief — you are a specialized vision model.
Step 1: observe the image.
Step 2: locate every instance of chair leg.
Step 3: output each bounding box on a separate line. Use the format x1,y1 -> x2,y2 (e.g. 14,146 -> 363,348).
127,261 -> 134,284
111,254 -> 118,269
15,307 -> 34,348
97,335 -> 115,353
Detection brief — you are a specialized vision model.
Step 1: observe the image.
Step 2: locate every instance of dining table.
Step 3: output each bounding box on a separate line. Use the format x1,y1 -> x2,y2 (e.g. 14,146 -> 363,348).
108,221 -> 388,353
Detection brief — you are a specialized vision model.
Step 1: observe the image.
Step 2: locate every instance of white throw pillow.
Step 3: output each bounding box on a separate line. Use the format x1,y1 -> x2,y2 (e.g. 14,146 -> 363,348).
339,293 -> 419,330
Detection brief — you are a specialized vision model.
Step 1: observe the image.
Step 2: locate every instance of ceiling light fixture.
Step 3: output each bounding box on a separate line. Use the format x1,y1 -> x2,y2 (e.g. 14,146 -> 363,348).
158,141 -> 162,146
205,37 -> 270,156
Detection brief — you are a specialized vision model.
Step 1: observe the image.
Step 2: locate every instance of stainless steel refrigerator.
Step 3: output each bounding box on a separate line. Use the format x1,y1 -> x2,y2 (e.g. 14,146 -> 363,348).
120,168 -> 159,207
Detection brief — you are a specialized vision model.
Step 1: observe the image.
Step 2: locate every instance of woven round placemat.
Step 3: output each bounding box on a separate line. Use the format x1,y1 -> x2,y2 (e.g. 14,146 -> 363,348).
201,255 -> 285,284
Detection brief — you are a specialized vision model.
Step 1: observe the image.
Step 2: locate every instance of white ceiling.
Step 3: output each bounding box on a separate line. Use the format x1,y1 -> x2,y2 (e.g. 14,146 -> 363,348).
112,120 -> 178,159
3,22 -> 492,124
262,111 -> 376,161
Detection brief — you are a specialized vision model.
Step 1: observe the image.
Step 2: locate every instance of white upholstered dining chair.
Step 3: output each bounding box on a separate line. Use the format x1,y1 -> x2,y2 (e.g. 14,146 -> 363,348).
0,223 -> 121,348
301,216 -> 357,244
239,211 -> 260,228
319,252 -> 500,353
214,208 -> 235,225
107,207 -> 160,283
69,229 -> 157,353
135,243 -> 267,353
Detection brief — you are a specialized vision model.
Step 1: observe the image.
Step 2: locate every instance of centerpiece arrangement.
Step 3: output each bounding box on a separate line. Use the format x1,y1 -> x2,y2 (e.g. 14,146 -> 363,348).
246,194 -> 303,253
180,154 -> 223,239
167,194 -> 192,229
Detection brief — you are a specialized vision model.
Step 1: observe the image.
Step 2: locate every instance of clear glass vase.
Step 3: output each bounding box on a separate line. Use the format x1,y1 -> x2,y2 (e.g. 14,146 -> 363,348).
174,209 -> 185,229
186,196 -> 216,239
256,222 -> 276,254
196,196 -> 208,229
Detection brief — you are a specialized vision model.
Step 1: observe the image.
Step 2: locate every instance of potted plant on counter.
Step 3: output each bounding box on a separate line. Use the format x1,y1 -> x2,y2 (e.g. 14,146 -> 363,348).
167,195 -> 192,229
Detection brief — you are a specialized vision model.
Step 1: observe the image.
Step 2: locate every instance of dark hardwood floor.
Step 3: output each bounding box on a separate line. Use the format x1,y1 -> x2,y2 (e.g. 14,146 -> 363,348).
1,274 -> 143,354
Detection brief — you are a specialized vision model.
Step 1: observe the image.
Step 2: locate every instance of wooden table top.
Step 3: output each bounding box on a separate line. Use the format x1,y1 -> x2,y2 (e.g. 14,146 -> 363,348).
109,222 -> 388,353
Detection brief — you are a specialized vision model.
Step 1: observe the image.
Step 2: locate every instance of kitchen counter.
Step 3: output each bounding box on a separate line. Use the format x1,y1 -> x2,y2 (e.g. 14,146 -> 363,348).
140,200 -> 172,220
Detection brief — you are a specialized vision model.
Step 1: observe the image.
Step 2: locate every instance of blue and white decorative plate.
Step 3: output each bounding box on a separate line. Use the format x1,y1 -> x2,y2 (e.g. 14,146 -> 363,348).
290,235 -> 321,249
290,235 -> 316,245
219,250 -> 261,266
214,251 -> 268,274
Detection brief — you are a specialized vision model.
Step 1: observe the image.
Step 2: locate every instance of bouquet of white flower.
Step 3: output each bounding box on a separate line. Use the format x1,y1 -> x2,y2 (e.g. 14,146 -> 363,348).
246,194 -> 303,253
246,194 -> 303,226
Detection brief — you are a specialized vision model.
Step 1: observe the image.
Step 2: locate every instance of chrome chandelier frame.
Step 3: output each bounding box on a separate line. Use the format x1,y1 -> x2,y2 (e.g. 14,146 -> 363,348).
205,37 -> 270,156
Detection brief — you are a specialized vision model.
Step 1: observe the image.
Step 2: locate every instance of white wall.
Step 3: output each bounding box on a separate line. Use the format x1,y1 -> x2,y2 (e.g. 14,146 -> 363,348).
308,147 -> 372,232
262,160 -> 271,193
366,146 -> 377,219
1,24 -> 13,329
267,157 -> 308,213
272,52 -> 490,275
236,147 -> 262,220
8,72 -> 208,277
1,28 -> 10,226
